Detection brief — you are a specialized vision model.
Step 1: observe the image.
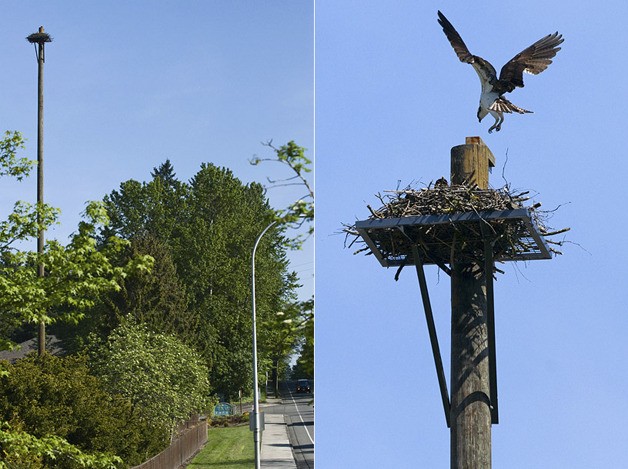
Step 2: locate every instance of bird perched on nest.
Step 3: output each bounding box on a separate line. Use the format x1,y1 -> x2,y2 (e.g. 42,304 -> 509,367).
434,177 -> 448,188
437,11 -> 563,133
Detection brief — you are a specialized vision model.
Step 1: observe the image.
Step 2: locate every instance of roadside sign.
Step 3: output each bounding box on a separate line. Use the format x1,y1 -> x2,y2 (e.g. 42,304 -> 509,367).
213,402 -> 233,417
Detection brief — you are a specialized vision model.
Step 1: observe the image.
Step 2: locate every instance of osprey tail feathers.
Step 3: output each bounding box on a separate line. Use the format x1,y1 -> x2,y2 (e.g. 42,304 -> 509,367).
490,97 -> 533,114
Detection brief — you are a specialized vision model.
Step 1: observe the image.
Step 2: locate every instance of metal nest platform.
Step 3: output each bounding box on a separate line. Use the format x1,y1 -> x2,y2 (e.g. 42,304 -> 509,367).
347,138 -> 567,431
355,207 -> 552,269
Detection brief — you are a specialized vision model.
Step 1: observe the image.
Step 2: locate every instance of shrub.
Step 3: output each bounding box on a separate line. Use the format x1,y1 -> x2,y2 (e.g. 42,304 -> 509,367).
90,322 -> 211,439
0,422 -> 122,469
0,354 -> 165,466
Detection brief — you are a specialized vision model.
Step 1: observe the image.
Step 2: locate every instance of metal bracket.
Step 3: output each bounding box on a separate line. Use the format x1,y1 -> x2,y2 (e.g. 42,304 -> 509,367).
482,232 -> 499,424
412,244 -> 451,428
412,236 -> 500,427
396,227 -> 500,427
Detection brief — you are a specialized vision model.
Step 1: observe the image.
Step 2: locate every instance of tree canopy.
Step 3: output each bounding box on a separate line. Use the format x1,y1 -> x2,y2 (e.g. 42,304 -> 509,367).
0,131 -> 152,352
0,134 -> 311,466
0,131 -> 33,180
0,202 -> 153,352
99,157 -> 300,398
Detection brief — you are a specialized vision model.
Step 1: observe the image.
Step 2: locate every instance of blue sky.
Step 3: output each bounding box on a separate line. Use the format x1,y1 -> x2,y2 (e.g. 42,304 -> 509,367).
0,2 -> 314,298
317,1 -> 628,468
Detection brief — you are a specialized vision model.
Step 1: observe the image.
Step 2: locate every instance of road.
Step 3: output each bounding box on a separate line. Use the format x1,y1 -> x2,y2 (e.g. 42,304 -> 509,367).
264,381 -> 314,469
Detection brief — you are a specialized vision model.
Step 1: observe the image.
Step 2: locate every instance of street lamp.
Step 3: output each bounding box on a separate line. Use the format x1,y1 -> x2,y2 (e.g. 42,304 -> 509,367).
26,26 -> 52,356
251,220 -> 276,469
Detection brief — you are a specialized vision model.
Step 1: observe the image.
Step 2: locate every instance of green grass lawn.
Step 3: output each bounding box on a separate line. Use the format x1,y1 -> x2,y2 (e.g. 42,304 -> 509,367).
187,424 -> 254,469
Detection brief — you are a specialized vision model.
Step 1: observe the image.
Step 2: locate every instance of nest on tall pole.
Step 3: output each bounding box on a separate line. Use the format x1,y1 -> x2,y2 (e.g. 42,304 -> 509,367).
345,180 -> 569,273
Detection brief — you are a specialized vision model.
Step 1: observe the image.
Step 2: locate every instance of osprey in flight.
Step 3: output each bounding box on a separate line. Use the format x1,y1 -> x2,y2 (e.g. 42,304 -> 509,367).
437,11 -> 563,133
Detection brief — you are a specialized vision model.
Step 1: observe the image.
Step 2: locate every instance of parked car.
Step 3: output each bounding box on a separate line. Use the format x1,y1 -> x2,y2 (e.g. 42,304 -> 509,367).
296,379 -> 311,393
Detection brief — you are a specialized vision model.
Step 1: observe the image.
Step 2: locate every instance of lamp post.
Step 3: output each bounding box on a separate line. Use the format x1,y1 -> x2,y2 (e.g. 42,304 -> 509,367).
251,220 -> 276,469
26,26 -> 52,357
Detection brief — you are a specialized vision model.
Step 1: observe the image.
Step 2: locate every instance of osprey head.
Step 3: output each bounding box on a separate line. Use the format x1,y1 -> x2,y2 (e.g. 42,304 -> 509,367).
477,106 -> 488,122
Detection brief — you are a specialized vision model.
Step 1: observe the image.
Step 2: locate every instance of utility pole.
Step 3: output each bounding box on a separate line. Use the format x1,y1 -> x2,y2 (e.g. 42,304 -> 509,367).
449,137 -> 495,468
27,26 -> 52,357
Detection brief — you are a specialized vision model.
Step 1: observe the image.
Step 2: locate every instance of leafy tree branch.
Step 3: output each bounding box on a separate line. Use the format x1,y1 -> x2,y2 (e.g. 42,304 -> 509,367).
250,140 -> 313,249
0,131 -> 34,181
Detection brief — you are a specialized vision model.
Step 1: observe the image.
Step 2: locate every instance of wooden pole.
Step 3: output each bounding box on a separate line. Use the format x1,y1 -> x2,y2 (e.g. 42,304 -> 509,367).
35,28 -> 47,357
449,137 -> 494,469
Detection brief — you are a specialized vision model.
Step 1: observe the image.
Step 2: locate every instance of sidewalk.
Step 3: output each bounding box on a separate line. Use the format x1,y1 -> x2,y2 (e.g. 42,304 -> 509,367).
260,399 -> 296,468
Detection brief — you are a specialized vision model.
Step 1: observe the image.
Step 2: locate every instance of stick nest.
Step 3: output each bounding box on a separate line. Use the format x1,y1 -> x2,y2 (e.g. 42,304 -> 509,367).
344,181 -> 569,271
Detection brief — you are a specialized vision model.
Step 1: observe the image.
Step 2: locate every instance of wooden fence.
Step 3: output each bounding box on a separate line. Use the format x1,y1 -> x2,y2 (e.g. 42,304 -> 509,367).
131,417 -> 208,469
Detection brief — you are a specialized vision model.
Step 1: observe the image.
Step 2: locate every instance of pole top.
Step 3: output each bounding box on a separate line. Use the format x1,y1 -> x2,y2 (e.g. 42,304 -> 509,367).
450,136 -> 495,188
27,26 -> 52,44
464,136 -> 495,168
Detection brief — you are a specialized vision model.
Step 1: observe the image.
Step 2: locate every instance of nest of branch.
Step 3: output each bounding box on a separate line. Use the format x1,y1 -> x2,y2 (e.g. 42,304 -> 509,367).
345,180 -> 569,270
26,32 -> 52,43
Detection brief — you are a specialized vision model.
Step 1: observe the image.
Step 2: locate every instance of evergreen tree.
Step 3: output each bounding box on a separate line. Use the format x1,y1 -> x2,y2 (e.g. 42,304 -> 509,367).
150,159 -> 177,185
102,161 -> 187,243
62,233 -> 195,351
99,160 -> 295,399
0,354 -> 161,467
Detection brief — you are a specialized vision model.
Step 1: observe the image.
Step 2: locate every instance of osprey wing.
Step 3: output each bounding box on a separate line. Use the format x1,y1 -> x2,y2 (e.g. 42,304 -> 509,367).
437,11 -> 497,87
437,11 -> 474,63
498,32 -> 564,93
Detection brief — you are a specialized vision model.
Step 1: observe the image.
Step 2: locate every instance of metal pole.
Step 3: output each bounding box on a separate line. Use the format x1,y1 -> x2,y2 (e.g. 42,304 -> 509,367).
27,27 -> 51,357
251,220 -> 276,469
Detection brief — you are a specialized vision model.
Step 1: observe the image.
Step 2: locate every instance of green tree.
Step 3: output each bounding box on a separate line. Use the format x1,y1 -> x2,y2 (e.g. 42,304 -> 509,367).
0,200 -> 59,349
0,355 -> 162,467
179,163 -> 291,399
150,158 -> 177,185
291,302 -> 314,379
0,202 -> 153,352
102,160 -> 187,243
258,277 -> 313,396
63,233 -> 195,352
0,131 -> 154,351
0,130 -> 56,261
251,141 -> 314,383
0,131 -> 33,180
103,233 -> 194,340
0,131 -> 165,466
89,322 -> 212,440
101,161 -> 295,400
0,131 -> 59,350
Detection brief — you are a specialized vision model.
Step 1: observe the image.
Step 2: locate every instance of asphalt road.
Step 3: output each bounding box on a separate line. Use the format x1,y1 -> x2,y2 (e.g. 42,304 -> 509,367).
265,381 -> 314,469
